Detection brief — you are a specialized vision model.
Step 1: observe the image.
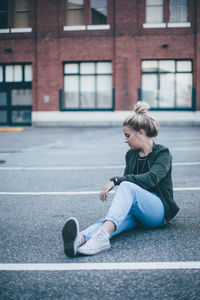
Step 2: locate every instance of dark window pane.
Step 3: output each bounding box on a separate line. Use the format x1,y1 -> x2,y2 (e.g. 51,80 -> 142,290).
0,12 -> 8,29
14,11 -> 30,27
67,0 -> 84,25
67,10 -> 83,25
14,0 -> 30,28
12,110 -> 31,123
91,0 -> 107,25
0,0 -> 8,11
0,93 -> 7,106
15,0 -> 29,11
0,111 -> 7,123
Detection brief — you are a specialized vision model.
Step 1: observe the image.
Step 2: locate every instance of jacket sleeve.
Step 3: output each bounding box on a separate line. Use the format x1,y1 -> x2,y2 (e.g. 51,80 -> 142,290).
117,148 -> 172,190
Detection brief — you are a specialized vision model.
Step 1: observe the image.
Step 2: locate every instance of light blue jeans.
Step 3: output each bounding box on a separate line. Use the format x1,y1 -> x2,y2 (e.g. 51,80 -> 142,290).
81,181 -> 165,242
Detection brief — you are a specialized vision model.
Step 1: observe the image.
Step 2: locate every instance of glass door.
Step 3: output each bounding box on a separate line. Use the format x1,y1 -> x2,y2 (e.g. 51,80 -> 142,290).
11,89 -> 32,125
0,89 -> 32,125
0,91 -> 9,125
0,63 -> 32,126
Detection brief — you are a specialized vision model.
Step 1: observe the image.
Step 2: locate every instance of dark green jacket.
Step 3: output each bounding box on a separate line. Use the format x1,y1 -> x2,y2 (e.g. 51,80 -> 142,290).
116,143 -> 179,222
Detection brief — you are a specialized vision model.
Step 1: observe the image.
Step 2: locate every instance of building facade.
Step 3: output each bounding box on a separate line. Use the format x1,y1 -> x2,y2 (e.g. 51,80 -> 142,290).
0,0 -> 199,126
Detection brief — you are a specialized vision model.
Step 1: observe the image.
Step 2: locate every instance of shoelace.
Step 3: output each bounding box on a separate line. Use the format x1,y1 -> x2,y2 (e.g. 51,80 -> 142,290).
91,229 -> 109,241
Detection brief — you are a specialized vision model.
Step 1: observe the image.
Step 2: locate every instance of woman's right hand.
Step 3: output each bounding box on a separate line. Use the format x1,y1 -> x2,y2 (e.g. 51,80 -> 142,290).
100,181 -> 115,202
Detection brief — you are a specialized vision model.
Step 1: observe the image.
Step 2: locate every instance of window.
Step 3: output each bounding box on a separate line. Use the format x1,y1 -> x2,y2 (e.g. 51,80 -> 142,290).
66,0 -> 84,26
0,0 -> 31,33
141,60 -> 193,109
14,0 -> 30,28
91,0 -> 107,25
64,0 -> 109,30
0,64 -> 32,83
0,63 -> 32,125
169,0 -> 188,23
63,62 -> 113,110
0,0 -> 8,29
144,0 -> 190,28
145,0 -> 163,24
3,64 -> 32,82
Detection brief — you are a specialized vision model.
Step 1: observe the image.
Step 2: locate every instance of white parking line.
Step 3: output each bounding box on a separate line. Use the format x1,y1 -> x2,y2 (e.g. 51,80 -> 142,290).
173,162 -> 200,166
174,187 -> 200,191
0,187 -> 199,196
1,147 -> 200,156
0,165 -> 124,171
0,261 -> 200,271
0,162 -> 200,171
0,191 -> 110,195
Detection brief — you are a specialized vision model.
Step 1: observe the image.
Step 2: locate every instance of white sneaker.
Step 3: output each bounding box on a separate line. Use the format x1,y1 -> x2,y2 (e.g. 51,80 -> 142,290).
77,227 -> 110,256
62,217 -> 80,257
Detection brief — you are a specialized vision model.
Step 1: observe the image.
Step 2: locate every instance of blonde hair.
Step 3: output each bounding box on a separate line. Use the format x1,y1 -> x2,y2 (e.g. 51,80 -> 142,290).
123,101 -> 159,137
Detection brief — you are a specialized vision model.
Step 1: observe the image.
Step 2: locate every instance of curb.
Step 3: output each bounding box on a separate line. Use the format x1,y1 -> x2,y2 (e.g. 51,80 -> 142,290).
0,128 -> 24,132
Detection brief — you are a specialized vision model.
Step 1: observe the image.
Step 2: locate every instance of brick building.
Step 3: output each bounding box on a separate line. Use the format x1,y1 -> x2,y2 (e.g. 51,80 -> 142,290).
0,0 -> 200,126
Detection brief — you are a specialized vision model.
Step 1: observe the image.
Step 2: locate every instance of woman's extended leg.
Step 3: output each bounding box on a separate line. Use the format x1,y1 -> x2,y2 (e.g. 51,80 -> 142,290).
80,212 -> 138,242
77,181 -> 165,255
106,181 -> 165,229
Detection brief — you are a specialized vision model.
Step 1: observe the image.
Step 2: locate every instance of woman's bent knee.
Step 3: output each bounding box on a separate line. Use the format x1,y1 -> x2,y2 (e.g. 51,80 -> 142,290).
118,181 -> 139,191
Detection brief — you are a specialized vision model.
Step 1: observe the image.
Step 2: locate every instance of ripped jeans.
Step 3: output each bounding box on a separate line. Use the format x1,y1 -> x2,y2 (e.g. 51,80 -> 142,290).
81,181 -> 165,242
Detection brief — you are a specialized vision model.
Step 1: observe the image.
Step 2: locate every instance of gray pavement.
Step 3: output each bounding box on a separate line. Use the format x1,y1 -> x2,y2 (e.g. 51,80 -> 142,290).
0,126 -> 200,299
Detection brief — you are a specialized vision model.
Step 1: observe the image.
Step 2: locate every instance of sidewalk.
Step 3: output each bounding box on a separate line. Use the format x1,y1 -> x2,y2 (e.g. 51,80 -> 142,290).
32,110 -> 200,127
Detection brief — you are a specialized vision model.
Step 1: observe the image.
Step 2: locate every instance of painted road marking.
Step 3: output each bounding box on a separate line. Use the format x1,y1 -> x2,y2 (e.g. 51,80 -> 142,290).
1,147 -> 200,156
0,262 -> 200,271
0,162 -> 200,171
0,127 -> 24,132
0,165 -> 124,171
0,187 -> 200,196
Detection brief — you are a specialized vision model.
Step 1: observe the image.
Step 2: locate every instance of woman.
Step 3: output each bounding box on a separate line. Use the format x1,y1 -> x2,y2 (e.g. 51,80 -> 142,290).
62,101 -> 180,257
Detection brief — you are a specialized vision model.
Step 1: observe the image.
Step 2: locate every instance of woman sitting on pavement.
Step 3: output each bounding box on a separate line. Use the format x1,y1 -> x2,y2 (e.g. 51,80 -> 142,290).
62,101 -> 180,257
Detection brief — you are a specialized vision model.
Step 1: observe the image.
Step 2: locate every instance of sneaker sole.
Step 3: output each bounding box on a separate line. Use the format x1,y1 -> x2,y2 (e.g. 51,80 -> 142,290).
62,217 -> 79,257
77,244 -> 110,256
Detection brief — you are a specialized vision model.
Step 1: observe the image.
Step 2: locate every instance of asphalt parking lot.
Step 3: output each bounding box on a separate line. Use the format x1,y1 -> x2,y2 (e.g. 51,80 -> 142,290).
0,125 -> 200,299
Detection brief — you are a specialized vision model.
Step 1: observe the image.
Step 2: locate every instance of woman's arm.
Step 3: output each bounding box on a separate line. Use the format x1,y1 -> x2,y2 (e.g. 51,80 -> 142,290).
100,180 -> 115,202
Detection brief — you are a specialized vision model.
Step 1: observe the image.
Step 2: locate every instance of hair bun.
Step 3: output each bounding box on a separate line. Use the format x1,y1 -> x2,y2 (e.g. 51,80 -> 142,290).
134,101 -> 150,115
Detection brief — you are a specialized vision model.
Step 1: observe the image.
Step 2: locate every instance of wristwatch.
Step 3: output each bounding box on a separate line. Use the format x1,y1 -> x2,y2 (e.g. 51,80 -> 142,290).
110,176 -> 118,185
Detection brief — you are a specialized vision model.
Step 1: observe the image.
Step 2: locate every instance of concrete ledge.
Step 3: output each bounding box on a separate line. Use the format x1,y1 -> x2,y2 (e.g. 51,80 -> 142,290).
32,111 -> 200,127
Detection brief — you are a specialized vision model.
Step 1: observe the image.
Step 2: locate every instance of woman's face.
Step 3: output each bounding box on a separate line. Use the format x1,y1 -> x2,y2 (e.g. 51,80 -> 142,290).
123,126 -> 143,149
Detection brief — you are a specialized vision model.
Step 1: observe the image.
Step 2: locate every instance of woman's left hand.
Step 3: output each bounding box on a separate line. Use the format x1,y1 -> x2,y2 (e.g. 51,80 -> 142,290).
100,181 -> 115,202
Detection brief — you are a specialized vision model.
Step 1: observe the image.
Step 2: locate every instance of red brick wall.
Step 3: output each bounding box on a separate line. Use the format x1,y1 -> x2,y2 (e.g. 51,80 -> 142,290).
0,0 -> 199,111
